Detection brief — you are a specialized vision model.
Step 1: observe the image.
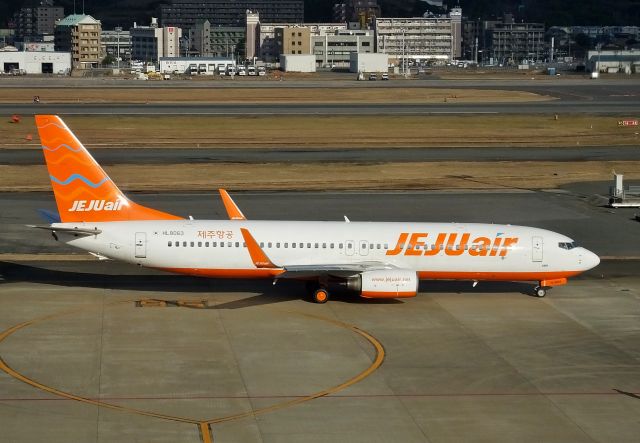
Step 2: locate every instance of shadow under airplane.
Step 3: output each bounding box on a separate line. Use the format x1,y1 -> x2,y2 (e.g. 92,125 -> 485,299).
1,261 -> 538,309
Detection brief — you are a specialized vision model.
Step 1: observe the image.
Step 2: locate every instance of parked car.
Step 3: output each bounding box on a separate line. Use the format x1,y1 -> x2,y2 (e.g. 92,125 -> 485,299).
368,73 -> 377,81
381,73 -> 389,80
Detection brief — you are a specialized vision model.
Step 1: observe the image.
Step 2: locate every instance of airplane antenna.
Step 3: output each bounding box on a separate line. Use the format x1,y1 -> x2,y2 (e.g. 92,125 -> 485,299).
344,215 -> 350,223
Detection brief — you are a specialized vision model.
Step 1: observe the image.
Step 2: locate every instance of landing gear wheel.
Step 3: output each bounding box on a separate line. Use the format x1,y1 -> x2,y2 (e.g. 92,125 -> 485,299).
313,288 -> 330,304
534,286 -> 547,298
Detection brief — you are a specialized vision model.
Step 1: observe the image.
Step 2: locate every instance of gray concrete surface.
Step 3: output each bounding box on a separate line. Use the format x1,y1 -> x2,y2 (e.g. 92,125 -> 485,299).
3,100 -> 639,115
4,146 -> 640,166
0,259 -> 639,443
1,190 -> 639,442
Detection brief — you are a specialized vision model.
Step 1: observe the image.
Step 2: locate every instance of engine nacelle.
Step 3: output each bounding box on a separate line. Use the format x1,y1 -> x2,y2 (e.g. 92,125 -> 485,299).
348,270 -> 418,299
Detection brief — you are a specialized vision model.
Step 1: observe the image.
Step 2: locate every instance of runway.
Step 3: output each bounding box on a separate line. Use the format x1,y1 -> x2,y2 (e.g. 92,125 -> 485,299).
3,146 -> 640,166
3,99 -> 639,115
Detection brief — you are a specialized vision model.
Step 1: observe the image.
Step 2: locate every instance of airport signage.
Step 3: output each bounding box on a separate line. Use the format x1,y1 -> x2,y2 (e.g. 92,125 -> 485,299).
618,119 -> 638,126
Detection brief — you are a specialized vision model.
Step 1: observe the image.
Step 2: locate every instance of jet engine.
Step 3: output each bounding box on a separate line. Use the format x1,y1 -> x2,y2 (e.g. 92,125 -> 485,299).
347,270 -> 418,299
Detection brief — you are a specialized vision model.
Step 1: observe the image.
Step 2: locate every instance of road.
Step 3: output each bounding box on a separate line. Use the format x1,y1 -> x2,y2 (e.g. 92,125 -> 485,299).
3,146 -> 640,165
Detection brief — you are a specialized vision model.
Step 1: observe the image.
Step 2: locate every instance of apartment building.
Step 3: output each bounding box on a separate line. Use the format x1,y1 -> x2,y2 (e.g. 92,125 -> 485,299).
54,14 -> 102,69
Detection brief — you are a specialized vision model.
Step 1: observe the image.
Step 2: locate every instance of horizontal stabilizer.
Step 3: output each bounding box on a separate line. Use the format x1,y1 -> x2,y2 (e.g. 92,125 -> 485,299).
27,225 -> 102,236
37,208 -> 61,224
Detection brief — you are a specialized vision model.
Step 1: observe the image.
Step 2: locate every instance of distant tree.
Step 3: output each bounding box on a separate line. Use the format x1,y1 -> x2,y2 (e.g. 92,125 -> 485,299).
101,54 -> 116,67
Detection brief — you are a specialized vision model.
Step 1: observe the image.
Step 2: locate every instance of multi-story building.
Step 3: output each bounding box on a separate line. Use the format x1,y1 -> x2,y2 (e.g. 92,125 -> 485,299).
101,28 -> 131,63
374,16 -> 458,62
312,30 -> 374,67
248,11 -> 348,63
191,21 -> 245,58
54,14 -> 101,69
161,0 -> 303,29
130,18 -> 181,63
333,0 -> 381,29
276,26 -> 311,56
12,1 -> 64,41
490,22 -> 545,64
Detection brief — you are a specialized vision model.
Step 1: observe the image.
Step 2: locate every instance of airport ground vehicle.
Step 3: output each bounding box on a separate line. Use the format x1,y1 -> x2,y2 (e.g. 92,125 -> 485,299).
381,73 -> 389,80
33,116 -> 600,303
369,73 -> 377,81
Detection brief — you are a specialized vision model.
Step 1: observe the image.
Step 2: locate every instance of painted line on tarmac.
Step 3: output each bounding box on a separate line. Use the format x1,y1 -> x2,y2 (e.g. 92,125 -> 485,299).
0,299 -> 385,443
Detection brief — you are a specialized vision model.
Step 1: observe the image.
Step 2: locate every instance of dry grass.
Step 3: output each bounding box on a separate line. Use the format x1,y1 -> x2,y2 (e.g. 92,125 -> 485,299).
0,87 -> 550,104
2,115 -> 639,149
3,161 -> 640,192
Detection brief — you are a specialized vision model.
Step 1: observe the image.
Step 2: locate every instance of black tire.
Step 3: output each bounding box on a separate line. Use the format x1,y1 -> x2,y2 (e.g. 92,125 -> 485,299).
535,287 -> 547,298
313,288 -> 330,304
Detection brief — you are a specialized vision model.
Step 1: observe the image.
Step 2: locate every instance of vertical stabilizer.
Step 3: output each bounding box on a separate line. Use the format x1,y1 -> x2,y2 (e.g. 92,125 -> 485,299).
36,115 -> 182,222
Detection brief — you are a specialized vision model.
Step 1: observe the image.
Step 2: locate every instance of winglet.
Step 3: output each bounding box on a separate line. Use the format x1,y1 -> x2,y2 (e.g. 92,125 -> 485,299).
240,228 -> 278,269
219,189 -> 246,220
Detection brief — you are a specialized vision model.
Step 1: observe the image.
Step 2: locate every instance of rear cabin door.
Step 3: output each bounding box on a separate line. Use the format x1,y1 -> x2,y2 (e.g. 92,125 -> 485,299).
135,232 -> 147,258
532,236 -> 543,262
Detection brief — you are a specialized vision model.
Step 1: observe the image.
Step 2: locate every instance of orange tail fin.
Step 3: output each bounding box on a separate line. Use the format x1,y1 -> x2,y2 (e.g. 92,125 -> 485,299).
35,115 -> 182,222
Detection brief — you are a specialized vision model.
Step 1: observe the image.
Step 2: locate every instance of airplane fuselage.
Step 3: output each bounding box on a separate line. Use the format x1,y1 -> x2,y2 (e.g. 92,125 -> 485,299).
55,220 -> 598,282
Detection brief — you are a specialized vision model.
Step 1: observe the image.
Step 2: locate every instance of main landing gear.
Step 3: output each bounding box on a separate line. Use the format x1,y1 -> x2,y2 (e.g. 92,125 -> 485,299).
306,281 -> 330,304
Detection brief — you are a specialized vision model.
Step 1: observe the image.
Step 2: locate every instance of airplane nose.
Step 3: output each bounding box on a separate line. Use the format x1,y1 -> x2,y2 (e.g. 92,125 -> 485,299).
580,249 -> 600,271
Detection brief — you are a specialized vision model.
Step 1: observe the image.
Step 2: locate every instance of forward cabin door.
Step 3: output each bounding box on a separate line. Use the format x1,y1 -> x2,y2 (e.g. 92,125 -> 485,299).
532,236 -> 543,262
135,232 -> 147,258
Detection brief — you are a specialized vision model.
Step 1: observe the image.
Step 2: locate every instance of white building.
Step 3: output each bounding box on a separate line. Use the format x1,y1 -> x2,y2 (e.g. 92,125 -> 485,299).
587,49 -> 640,74
130,18 -> 181,64
350,52 -> 388,73
312,30 -> 374,67
374,13 -> 461,63
0,49 -> 71,74
159,56 -> 235,74
280,54 -> 316,72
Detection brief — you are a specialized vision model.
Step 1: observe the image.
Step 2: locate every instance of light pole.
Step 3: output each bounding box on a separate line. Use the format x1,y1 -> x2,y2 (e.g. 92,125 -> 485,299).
401,28 -> 406,76
115,26 -> 122,69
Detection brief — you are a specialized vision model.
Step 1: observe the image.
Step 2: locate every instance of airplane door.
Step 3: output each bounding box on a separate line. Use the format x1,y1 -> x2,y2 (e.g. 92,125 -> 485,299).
135,232 -> 147,258
359,240 -> 369,256
345,240 -> 355,256
532,236 -> 543,262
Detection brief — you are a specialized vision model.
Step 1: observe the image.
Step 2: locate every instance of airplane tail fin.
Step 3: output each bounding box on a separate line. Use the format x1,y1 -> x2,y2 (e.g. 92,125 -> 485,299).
35,115 -> 182,223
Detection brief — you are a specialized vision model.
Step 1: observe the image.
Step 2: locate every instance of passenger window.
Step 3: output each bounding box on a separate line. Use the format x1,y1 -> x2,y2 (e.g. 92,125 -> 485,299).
307,243 -> 311,248
221,242 -> 225,247
292,243 -> 296,248
228,242 -> 232,247
300,243 -> 304,248
243,242 -> 246,247
268,242 -> 272,248
376,244 -> 381,249
369,243 -> 373,249
384,243 -> 388,249
205,242 -> 209,247
198,242 -> 202,247
315,243 -> 319,248
190,242 -> 194,247
260,242 -> 264,248
322,243 -> 326,249
347,243 -> 352,248
284,243 -> 288,248
276,242 -> 280,248
330,243 -> 334,249
175,242 -> 179,247
235,242 -> 239,247
168,241 -> 172,246
339,243 -> 343,249
183,241 -> 187,247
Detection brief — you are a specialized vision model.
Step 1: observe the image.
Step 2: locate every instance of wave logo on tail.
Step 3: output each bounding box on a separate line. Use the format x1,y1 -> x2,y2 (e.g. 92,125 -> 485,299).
36,115 -> 182,222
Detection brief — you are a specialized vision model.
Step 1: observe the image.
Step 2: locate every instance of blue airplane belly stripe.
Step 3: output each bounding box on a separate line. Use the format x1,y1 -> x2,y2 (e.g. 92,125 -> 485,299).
42,144 -> 82,152
50,174 -> 110,188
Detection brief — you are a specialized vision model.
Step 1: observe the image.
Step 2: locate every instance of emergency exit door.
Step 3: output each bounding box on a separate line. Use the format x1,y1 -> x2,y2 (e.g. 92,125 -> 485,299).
135,232 -> 147,258
532,236 -> 543,262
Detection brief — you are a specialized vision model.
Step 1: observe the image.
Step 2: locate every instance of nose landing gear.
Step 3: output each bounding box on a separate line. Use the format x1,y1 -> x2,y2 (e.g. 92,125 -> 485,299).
533,286 -> 549,298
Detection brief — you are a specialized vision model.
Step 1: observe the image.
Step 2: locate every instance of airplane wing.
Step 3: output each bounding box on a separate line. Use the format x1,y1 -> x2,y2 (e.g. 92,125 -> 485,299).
278,261 -> 398,279
240,228 -> 397,279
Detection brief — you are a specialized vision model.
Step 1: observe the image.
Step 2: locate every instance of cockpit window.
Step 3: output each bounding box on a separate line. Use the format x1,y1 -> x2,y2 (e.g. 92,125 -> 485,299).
558,241 -> 578,250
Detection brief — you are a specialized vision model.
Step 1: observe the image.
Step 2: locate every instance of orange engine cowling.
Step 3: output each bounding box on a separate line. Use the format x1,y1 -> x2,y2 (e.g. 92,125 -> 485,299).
348,270 -> 418,299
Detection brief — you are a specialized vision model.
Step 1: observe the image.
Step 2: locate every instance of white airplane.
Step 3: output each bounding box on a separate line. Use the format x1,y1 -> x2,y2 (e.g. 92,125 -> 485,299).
32,115 -> 600,303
